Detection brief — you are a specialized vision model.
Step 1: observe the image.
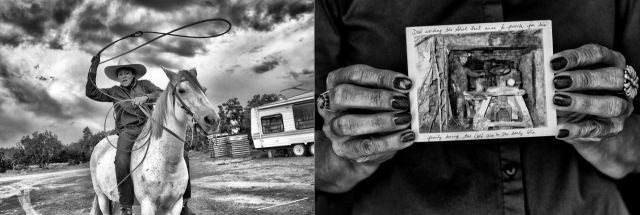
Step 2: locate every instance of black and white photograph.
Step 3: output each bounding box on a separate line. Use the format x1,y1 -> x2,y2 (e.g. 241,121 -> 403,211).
315,1 -> 640,215
407,21 -> 557,141
0,0 -> 314,214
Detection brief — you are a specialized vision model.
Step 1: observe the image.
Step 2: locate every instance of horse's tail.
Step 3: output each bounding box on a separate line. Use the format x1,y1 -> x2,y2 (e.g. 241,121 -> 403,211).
90,195 -> 102,215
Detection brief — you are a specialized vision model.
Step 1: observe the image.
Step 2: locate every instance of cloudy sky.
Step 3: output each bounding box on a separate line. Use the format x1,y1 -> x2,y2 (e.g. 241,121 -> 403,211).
0,0 -> 314,147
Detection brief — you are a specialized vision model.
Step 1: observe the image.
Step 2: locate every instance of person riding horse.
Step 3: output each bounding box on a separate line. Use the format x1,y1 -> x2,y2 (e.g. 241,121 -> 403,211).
86,54 -> 197,215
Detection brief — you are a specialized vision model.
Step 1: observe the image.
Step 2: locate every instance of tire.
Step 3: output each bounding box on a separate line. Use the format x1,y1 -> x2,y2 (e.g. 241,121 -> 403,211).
292,144 -> 307,157
308,142 -> 314,156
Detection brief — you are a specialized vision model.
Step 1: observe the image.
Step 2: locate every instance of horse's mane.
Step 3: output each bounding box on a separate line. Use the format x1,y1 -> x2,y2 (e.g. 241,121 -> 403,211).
139,83 -> 171,140
139,69 -> 204,140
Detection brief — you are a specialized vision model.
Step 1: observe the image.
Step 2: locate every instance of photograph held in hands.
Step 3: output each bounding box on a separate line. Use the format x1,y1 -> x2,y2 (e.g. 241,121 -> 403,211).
406,20 -> 557,142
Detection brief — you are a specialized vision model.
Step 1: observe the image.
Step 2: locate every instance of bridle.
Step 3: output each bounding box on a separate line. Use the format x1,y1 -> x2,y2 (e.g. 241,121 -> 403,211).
109,77 -> 211,193
171,78 -> 208,135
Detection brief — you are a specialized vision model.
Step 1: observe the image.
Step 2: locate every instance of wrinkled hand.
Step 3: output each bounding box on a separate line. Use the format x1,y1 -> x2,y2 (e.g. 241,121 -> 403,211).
316,64 -> 415,193
552,44 -> 639,178
131,96 -> 148,106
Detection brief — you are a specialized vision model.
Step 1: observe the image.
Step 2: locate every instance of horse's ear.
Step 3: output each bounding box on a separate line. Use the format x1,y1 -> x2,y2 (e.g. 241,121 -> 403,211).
187,68 -> 197,77
161,66 -> 178,83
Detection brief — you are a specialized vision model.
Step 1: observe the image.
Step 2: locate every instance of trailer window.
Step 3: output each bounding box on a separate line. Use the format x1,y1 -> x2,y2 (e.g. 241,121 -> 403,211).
293,102 -> 314,130
261,114 -> 284,134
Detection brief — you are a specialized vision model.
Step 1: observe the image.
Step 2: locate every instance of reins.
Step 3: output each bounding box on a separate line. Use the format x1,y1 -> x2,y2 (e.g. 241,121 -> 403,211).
89,17 -> 230,150
106,80 -> 204,194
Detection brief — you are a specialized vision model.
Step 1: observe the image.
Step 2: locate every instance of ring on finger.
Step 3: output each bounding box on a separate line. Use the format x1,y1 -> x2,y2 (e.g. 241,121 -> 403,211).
623,65 -> 638,100
317,89 -> 335,112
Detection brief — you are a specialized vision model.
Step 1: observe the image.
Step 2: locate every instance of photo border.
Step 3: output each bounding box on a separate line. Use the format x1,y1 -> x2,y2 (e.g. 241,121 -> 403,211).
406,20 -> 557,142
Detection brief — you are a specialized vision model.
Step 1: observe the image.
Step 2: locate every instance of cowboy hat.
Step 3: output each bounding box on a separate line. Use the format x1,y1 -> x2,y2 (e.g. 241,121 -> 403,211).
104,61 -> 147,82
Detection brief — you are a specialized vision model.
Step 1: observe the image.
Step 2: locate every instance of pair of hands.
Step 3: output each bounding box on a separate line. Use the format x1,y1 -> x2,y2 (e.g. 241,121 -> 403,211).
317,44 -> 638,193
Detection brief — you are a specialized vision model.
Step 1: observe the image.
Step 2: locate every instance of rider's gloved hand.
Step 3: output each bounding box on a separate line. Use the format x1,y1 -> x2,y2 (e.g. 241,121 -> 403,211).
90,54 -> 101,74
131,96 -> 148,106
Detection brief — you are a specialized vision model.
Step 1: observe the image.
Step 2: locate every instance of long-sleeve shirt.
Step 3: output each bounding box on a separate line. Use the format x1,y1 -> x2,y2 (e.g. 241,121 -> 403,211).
315,0 -> 640,214
86,68 -> 163,129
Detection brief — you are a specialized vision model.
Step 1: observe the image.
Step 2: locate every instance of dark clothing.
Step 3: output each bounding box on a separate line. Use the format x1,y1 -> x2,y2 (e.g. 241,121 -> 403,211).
114,128 -> 139,206
86,69 -> 192,206
315,0 -> 640,214
86,70 -> 162,129
183,151 -> 192,199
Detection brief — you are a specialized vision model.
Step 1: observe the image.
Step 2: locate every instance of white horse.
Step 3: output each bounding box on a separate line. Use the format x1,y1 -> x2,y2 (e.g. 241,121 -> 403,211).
90,67 -> 219,214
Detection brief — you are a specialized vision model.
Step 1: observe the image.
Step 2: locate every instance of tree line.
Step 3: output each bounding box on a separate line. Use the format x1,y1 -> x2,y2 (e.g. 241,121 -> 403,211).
217,93 -> 282,134
0,128 -> 115,173
0,93 -> 283,173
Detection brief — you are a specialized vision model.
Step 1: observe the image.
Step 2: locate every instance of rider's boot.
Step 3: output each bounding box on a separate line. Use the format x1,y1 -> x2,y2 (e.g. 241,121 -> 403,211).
120,205 -> 133,215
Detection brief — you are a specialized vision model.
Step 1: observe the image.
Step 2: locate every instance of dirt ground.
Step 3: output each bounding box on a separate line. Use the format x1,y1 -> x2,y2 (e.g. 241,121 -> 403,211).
0,151 -> 314,215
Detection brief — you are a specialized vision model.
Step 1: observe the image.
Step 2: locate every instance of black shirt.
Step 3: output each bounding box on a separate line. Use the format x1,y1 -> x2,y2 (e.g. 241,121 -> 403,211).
315,0 -> 640,214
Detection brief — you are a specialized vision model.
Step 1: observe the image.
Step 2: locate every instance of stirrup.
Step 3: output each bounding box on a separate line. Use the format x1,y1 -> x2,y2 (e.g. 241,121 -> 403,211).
120,205 -> 133,215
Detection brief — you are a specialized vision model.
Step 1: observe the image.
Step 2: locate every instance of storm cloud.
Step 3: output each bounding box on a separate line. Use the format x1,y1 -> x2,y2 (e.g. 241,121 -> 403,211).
286,68 -> 314,81
0,0 -> 82,44
128,0 -> 197,11
0,0 -> 313,147
61,0 -> 313,65
252,59 -> 280,74
208,0 -> 314,31
0,58 -> 78,120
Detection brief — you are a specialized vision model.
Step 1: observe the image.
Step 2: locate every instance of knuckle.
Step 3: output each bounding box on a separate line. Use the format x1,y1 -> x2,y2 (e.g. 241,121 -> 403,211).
581,44 -> 605,63
350,64 -> 369,73
348,64 -> 368,80
326,73 -> 336,85
368,90 -> 385,107
605,98 -> 625,117
378,71 -> 397,89
582,120 -> 604,137
572,95 -> 588,110
354,156 -> 371,163
371,114 -> 388,128
354,138 -> 378,156
582,43 -> 600,50
608,67 -> 624,83
612,50 -> 626,62
332,116 -> 355,136
332,141 -> 348,158
583,43 -> 604,54
595,45 -> 609,59
611,121 -> 624,135
331,85 -> 351,106
573,72 -> 591,89
326,70 -> 337,86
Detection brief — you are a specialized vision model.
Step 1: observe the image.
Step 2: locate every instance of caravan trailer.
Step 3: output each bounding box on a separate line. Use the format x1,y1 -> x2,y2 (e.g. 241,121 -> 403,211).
250,92 -> 314,156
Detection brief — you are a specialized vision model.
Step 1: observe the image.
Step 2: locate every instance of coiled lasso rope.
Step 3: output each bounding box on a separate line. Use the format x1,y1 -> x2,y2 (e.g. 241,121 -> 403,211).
86,18 -> 231,193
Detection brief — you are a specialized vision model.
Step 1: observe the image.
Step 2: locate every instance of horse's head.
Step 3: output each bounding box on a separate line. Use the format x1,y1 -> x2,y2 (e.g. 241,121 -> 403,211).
162,67 -> 220,134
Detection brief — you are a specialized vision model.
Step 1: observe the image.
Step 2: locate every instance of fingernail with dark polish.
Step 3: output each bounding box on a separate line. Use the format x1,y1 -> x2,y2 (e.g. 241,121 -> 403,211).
401,131 -> 415,142
557,129 -> 569,138
553,94 -> 572,107
391,96 -> 409,110
394,113 -> 412,125
553,76 -> 572,89
394,77 -> 412,90
551,57 -> 567,70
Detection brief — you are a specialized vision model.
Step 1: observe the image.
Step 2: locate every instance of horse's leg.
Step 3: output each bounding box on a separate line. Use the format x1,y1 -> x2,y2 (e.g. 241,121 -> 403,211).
97,194 -> 111,215
90,196 -> 101,215
168,197 -> 184,215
